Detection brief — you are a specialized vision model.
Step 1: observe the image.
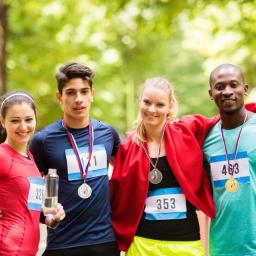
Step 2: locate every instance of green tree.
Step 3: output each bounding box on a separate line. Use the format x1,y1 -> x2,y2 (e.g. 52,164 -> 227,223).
0,0 -> 7,95
3,0 -> 256,133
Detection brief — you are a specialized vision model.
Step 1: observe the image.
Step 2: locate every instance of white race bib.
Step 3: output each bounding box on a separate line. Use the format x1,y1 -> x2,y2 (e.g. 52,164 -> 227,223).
27,177 -> 45,211
145,187 -> 187,220
66,144 -> 108,181
210,151 -> 250,187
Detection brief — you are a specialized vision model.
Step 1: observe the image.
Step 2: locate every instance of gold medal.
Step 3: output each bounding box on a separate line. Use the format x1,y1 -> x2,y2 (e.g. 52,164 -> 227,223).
225,177 -> 239,192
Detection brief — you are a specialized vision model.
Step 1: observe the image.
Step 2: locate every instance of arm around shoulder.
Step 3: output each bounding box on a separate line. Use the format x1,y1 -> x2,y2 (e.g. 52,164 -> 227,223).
178,114 -> 220,144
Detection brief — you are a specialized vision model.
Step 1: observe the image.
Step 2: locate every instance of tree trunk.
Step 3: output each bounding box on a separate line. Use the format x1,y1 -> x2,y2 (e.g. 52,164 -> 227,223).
0,0 -> 7,96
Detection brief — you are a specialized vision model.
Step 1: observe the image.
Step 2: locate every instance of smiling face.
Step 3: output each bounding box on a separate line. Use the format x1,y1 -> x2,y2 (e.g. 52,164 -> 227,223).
1,102 -> 36,153
209,66 -> 248,115
56,78 -> 94,128
139,86 -> 171,129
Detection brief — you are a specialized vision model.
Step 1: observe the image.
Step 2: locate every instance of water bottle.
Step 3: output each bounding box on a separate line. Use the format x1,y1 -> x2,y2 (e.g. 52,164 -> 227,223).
44,168 -> 59,227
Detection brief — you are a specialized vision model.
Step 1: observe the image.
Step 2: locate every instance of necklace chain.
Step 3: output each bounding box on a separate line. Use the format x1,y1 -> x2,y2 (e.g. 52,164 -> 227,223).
141,121 -> 167,169
62,119 -> 93,181
220,110 -> 248,177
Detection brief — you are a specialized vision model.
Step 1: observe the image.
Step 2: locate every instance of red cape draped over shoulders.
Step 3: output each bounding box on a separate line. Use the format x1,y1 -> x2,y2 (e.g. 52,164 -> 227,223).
110,115 -> 219,251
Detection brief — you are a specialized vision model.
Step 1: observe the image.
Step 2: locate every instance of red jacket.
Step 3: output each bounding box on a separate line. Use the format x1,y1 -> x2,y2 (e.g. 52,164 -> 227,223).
110,114 -> 219,252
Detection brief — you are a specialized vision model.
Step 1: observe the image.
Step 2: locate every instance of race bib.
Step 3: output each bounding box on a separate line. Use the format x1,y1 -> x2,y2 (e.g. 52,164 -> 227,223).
65,144 -> 108,181
145,187 -> 187,220
27,177 -> 45,211
210,151 -> 250,187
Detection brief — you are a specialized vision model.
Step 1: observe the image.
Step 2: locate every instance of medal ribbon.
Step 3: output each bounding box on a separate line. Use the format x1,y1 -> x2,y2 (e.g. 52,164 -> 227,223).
63,119 -> 94,181
141,121 -> 167,169
220,110 -> 248,177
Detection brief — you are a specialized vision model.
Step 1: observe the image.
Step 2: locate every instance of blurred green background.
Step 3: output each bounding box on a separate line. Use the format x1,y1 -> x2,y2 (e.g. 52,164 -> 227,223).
1,0 -> 256,134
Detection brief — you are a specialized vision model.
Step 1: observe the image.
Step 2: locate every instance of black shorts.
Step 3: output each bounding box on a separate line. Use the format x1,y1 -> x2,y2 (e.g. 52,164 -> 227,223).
42,242 -> 120,256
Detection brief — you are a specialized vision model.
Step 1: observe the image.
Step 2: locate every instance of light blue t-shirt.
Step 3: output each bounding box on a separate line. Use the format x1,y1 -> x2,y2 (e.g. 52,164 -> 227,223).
203,114 -> 256,256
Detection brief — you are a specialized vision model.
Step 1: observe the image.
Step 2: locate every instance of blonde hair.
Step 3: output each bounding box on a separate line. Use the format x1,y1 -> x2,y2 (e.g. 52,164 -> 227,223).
131,77 -> 178,145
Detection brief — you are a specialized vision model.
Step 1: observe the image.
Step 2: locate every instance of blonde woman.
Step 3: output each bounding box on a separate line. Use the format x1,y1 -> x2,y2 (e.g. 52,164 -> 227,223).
110,77 -> 215,256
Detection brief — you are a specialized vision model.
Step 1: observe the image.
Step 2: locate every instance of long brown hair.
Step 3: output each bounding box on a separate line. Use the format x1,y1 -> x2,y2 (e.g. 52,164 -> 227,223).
0,91 -> 36,143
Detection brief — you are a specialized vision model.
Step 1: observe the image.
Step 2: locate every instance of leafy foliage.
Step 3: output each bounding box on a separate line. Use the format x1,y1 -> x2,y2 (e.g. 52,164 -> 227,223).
4,0 -> 256,133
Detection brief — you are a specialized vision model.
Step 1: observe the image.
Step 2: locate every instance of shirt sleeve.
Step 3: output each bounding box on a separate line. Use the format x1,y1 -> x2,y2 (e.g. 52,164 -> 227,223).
29,131 -> 48,175
0,149 -> 12,178
110,126 -> 120,157
203,153 -> 213,193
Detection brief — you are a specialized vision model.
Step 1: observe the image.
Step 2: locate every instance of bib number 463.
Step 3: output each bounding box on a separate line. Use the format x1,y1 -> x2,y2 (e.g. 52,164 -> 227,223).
222,163 -> 239,175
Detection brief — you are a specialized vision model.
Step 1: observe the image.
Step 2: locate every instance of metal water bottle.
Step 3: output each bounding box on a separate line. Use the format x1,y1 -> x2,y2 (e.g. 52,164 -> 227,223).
44,168 -> 59,227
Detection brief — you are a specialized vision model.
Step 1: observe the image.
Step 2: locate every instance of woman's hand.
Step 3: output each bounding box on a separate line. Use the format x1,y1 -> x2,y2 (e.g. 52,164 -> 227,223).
42,203 -> 65,228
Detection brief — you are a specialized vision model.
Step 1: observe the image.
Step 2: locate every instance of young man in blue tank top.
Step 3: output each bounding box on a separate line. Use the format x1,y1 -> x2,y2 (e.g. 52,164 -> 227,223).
30,62 -> 120,256
203,64 -> 256,256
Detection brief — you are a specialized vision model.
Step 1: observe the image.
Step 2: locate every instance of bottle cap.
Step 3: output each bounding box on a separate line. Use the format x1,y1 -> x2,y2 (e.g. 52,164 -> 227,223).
48,168 -> 57,175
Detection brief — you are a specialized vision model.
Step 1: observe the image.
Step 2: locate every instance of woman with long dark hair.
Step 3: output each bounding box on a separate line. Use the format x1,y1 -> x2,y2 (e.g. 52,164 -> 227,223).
0,91 -> 65,256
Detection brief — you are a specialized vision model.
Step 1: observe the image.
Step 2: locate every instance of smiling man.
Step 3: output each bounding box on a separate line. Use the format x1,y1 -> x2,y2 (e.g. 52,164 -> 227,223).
203,64 -> 256,255
29,62 -> 120,256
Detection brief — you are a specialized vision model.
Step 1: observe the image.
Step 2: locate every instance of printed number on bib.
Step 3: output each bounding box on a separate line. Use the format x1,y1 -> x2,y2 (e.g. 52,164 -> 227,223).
210,151 -> 250,187
66,144 -> 108,181
156,197 -> 176,210
28,177 -> 45,211
145,187 -> 187,220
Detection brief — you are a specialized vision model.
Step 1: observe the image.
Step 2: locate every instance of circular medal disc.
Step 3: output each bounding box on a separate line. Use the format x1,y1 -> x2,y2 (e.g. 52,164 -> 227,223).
149,168 -> 163,184
225,177 -> 239,192
78,183 -> 92,199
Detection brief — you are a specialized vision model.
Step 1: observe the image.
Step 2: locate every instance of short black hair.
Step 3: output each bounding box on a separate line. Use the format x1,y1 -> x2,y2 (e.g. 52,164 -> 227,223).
56,62 -> 94,93
209,63 -> 245,87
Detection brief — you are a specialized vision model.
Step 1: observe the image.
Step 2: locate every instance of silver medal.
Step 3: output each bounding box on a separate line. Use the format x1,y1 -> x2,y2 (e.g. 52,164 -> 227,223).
148,168 -> 163,184
78,183 -> 92,199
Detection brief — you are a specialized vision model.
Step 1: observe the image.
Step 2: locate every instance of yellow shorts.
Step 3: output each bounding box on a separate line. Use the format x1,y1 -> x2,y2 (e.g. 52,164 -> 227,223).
126,236 -> 205,256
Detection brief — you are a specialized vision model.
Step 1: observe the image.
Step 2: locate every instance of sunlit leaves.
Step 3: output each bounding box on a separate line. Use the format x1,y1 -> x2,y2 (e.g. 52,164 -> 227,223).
4,0 -> 256,133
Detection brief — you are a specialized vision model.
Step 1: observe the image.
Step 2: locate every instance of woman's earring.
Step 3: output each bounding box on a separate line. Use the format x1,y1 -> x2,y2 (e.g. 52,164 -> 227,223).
91,97 -> 94,102
245,93 -> 248,96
